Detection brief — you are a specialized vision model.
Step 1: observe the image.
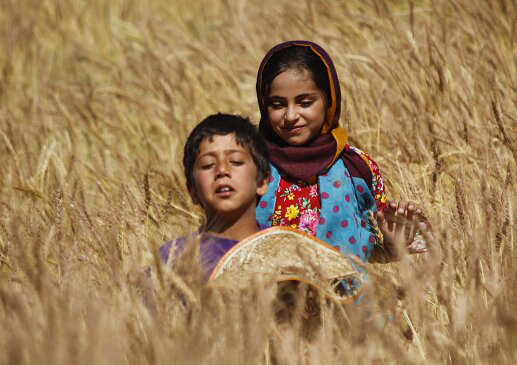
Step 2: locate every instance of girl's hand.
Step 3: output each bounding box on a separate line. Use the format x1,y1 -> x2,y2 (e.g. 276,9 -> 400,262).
376,200 -> 428,260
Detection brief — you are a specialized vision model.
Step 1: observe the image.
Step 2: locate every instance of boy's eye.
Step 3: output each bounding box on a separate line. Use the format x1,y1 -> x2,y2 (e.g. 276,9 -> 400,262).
230,160 -> 244,166
200,163 -> 214,170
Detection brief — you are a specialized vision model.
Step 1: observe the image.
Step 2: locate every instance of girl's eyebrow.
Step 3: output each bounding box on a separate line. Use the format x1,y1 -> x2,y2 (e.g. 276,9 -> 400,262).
295,93 -> 318,99
268,92 -> 318,99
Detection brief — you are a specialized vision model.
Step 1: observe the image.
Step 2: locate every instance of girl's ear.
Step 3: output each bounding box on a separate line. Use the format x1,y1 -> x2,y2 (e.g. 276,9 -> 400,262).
187,183 -> 200,205
256,175 -> 269,196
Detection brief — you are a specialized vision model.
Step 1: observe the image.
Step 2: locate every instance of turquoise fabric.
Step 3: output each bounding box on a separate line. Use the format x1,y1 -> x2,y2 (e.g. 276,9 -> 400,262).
256,160 -> 377,263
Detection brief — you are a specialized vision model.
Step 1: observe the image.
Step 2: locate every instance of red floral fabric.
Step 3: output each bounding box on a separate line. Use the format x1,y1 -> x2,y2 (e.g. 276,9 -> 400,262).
272,176 -> 321,236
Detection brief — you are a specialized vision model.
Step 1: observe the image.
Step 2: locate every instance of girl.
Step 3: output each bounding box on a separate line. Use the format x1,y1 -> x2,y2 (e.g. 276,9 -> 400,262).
256,41 -> 429,263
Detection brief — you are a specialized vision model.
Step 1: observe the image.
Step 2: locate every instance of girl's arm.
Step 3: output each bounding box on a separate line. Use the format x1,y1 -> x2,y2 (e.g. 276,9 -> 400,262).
343,147 -> 433,262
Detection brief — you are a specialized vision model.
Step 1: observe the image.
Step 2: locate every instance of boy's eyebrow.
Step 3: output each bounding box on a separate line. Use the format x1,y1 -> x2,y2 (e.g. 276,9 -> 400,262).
197,149 -> 246,159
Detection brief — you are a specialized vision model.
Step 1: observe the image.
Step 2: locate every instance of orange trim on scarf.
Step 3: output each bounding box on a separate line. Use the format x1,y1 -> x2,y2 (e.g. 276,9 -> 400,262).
329,127 -> 348,167
306,45 -> 336,135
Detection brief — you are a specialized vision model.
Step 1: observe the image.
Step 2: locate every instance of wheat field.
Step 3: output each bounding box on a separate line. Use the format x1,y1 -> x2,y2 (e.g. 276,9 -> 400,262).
1,0 -> 516,364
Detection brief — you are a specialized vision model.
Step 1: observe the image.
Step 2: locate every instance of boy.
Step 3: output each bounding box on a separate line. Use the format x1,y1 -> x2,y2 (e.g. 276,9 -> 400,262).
160,113 -> 270,279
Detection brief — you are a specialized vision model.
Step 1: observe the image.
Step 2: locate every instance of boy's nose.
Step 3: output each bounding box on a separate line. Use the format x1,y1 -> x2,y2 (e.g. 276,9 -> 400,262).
215,162 -> 231,178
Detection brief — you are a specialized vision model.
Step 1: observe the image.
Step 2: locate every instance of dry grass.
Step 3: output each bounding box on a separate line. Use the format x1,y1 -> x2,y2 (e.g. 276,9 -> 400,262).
1,0 -> 516,364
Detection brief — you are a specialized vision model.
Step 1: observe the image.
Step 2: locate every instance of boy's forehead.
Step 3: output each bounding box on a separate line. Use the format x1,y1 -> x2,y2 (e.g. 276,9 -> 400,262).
197,133 -> 249,156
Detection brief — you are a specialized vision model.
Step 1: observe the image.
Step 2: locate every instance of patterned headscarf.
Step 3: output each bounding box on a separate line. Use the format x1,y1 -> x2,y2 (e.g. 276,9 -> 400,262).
257,40 -> 348,181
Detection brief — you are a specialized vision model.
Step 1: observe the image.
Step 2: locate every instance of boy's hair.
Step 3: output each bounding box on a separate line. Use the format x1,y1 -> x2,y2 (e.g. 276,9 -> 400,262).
260,45 -> 331,107
183,113 -> 270,188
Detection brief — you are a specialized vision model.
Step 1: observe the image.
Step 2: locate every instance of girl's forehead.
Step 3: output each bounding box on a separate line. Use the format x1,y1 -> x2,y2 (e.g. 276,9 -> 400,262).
268,69 -> 319,95
278,67 -> 312,81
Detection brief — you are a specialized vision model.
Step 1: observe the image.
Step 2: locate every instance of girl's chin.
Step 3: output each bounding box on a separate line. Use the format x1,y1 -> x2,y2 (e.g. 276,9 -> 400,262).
281,136 -> 312,146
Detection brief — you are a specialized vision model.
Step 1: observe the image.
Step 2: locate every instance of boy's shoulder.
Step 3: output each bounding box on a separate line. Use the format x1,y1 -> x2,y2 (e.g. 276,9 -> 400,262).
159,231 -> 245,264
159,233 -> 200,264
159,223 -> 267,264
159,237 -> 186,264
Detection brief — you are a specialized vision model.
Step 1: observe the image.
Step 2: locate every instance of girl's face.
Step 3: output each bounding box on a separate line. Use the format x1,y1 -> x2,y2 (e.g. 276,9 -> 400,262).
267,68 -> 327,146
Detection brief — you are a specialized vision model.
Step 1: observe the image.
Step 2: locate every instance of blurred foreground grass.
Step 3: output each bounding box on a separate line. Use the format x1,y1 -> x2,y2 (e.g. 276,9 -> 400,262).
0,0 -> 516,364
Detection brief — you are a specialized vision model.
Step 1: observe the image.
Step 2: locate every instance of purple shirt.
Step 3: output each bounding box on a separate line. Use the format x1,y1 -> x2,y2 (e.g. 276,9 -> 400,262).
159,224 -> 267,280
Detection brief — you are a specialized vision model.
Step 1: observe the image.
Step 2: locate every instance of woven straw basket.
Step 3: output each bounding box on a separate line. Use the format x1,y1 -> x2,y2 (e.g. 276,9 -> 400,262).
209,227 -> 362,302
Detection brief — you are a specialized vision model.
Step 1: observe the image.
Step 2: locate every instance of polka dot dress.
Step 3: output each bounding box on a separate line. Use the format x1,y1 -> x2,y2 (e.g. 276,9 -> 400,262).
257,160 -> 378,263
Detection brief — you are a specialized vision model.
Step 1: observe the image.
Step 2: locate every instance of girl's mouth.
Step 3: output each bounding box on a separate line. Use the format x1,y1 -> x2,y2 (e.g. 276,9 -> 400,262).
283,125 -> 306,133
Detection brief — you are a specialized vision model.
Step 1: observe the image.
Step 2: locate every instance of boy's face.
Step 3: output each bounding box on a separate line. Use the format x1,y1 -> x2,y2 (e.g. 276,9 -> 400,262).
189,133 -> 268,219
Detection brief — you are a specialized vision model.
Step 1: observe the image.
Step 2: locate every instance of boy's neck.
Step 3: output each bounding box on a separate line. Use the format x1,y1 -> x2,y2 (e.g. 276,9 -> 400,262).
204,205 -> 260,241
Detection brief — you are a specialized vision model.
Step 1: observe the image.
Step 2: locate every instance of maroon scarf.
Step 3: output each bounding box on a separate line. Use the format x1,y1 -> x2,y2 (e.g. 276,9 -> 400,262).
256,41 -> 346,181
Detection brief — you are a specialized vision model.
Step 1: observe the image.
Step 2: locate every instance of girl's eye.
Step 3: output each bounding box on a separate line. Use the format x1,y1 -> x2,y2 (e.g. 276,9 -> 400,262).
200,163 -> 214,170
268,101 -> 284,109
300,100 -> 314,108
230,160 -> 244,166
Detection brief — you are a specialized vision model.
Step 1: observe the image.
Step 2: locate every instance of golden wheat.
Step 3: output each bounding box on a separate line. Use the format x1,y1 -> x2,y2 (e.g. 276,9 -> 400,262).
1,0 -> 516,364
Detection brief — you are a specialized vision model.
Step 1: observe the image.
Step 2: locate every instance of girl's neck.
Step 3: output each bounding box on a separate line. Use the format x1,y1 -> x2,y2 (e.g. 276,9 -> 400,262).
204,205 -> 260,241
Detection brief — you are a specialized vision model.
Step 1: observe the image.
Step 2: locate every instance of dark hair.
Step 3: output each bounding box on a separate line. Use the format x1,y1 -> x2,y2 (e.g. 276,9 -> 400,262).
183,113 -> 270,188
261,45 -> 331,106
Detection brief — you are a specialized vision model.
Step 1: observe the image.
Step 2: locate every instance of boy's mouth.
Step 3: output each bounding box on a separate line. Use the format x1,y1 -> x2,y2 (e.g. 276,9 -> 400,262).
215,184 -> 235,197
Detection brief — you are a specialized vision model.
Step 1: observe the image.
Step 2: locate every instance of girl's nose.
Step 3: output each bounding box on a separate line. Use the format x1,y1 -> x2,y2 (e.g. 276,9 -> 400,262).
285,104 -> 299,123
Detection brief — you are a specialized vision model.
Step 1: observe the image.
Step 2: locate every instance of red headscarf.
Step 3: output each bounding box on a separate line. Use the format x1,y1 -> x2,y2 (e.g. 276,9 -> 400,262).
257,41 -> 348,181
